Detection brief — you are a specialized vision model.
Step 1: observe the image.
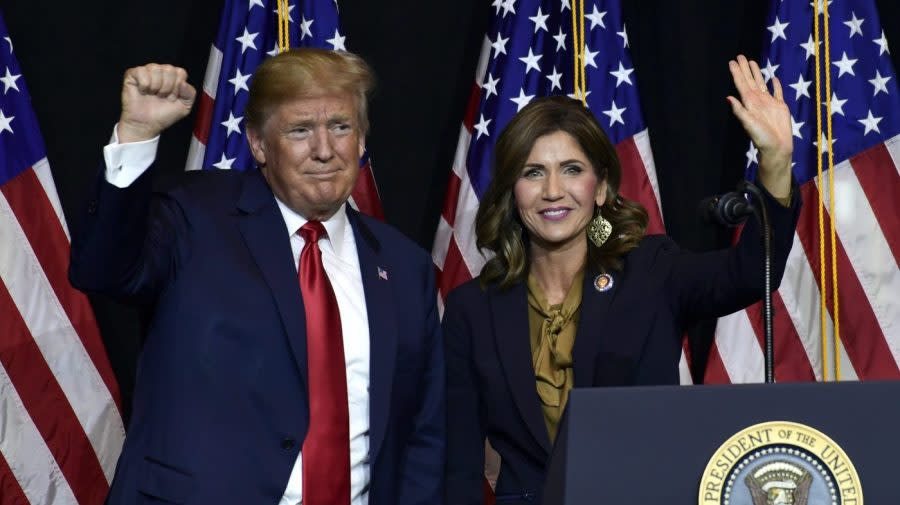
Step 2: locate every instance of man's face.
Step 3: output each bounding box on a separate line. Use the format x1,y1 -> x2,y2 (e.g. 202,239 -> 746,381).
247,92 -> 365,221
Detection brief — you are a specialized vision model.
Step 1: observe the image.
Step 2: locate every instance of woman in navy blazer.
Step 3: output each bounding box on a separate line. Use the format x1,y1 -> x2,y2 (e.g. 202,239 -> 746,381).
442,56 -> 800,504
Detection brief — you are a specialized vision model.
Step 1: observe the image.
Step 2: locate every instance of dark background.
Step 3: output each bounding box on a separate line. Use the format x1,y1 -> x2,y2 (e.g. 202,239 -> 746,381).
2,0 -> 898,422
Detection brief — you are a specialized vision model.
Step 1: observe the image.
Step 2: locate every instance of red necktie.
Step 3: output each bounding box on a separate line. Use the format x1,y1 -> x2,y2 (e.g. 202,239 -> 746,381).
298,221 -> 350,505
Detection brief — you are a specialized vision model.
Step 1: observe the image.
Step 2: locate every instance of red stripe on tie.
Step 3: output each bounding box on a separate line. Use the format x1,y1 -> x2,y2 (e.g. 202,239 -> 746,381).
192,91 -> 216,145
1,168 -> 122,410
703,343 -> 733,384
0,453 -> 30,505
0,281 -> 109,505
441,172 -> 463,227
352,159 -> 385,220
437,239 -> 474,299
743,297 -> 816,382
849,142 -> 900,261
614,137 -> 665,234
797,182 -> 900,380
462,82 -> 482,134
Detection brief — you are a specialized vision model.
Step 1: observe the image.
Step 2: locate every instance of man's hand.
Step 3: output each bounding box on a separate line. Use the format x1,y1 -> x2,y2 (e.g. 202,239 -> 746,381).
727,55 -> 793,202
118,64 -> 196,144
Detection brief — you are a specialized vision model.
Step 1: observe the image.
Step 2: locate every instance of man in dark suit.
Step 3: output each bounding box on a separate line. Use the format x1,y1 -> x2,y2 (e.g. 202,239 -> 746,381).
69,49 -> 444,504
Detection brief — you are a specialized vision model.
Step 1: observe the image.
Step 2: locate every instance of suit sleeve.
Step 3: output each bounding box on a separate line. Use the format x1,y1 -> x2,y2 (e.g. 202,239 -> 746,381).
397,254 -> 447,504
69,163 -> 187,302
667,179 -> 802,323
443,287 -> 488,505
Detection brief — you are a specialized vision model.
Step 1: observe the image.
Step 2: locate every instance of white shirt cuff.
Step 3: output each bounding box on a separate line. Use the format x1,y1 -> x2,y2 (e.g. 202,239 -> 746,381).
103,124 -> 160,188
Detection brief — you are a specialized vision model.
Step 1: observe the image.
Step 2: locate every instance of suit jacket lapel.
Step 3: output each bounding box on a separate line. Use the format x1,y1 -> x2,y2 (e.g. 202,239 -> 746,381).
235,172 -> 308,390
573,270 -> 618,387
347,209 -> 397,461
490,283 -> 552,456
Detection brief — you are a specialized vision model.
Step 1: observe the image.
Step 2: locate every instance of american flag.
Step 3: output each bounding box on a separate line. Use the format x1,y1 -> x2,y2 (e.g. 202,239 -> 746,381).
0,12 -> 125,505
432,0 -> 691,382
706,0 -> 900,383
185,0 -> 384,219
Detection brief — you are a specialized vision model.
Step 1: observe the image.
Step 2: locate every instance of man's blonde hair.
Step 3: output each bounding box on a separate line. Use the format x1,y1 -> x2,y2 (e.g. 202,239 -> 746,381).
245,48 -> 376,134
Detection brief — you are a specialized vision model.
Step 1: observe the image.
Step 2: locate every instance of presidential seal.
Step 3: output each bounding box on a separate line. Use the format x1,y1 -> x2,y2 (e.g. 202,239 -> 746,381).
699,421 -> 862,505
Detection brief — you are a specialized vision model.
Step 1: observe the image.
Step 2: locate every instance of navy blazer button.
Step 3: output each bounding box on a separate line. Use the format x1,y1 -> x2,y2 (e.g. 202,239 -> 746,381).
281,438 -> 296,450
87,200 -> 98,215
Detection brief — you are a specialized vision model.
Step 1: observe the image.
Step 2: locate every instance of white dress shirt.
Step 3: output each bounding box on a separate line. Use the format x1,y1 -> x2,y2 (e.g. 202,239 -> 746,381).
104,127 -> 371,505
276,197 -> 371,505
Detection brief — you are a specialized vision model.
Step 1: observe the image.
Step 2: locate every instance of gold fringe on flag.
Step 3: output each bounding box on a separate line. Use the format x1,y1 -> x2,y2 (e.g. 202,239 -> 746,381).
277,0 -> 291,53
571,0 -> 587,104
812,0 -> 841,381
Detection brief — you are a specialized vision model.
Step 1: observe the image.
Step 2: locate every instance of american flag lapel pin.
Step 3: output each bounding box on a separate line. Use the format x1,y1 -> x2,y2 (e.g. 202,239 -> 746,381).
377,266 -> 389,280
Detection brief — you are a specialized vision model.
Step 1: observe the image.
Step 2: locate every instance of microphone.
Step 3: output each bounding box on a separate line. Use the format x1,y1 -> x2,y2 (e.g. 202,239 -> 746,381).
700,181 -> 777,383
699,191 -> 755,226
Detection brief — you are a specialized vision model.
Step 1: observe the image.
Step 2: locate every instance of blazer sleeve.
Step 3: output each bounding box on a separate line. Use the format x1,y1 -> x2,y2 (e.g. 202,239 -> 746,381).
69,163 -> 187,302
443,286 -> 488,505
397,253 -> 447,505
666,180 -> 802,323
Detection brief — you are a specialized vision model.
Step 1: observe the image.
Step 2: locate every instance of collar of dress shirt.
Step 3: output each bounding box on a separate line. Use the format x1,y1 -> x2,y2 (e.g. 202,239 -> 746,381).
274,196 -> 349,259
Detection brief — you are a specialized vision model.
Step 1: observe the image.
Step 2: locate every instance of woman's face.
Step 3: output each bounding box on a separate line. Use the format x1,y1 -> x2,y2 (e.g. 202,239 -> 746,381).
513,131 -> 607,254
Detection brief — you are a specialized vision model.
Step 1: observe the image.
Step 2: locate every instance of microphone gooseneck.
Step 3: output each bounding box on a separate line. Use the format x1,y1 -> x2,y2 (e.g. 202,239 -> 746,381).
700,181 -> 775,383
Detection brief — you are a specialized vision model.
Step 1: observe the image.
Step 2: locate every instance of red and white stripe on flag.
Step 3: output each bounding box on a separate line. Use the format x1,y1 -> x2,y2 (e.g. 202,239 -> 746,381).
707,135 -> 900,383
432,1 -> 691,385
1,16 -> 125,504
1,161 -> 125,505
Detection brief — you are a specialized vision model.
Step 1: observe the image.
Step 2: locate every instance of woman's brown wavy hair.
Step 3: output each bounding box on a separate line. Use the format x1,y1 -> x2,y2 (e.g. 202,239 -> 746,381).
476,96 -> 649,289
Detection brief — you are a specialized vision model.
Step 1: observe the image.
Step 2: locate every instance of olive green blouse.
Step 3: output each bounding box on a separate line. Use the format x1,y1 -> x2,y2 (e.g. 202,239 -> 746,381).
526,270 -> 584,442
